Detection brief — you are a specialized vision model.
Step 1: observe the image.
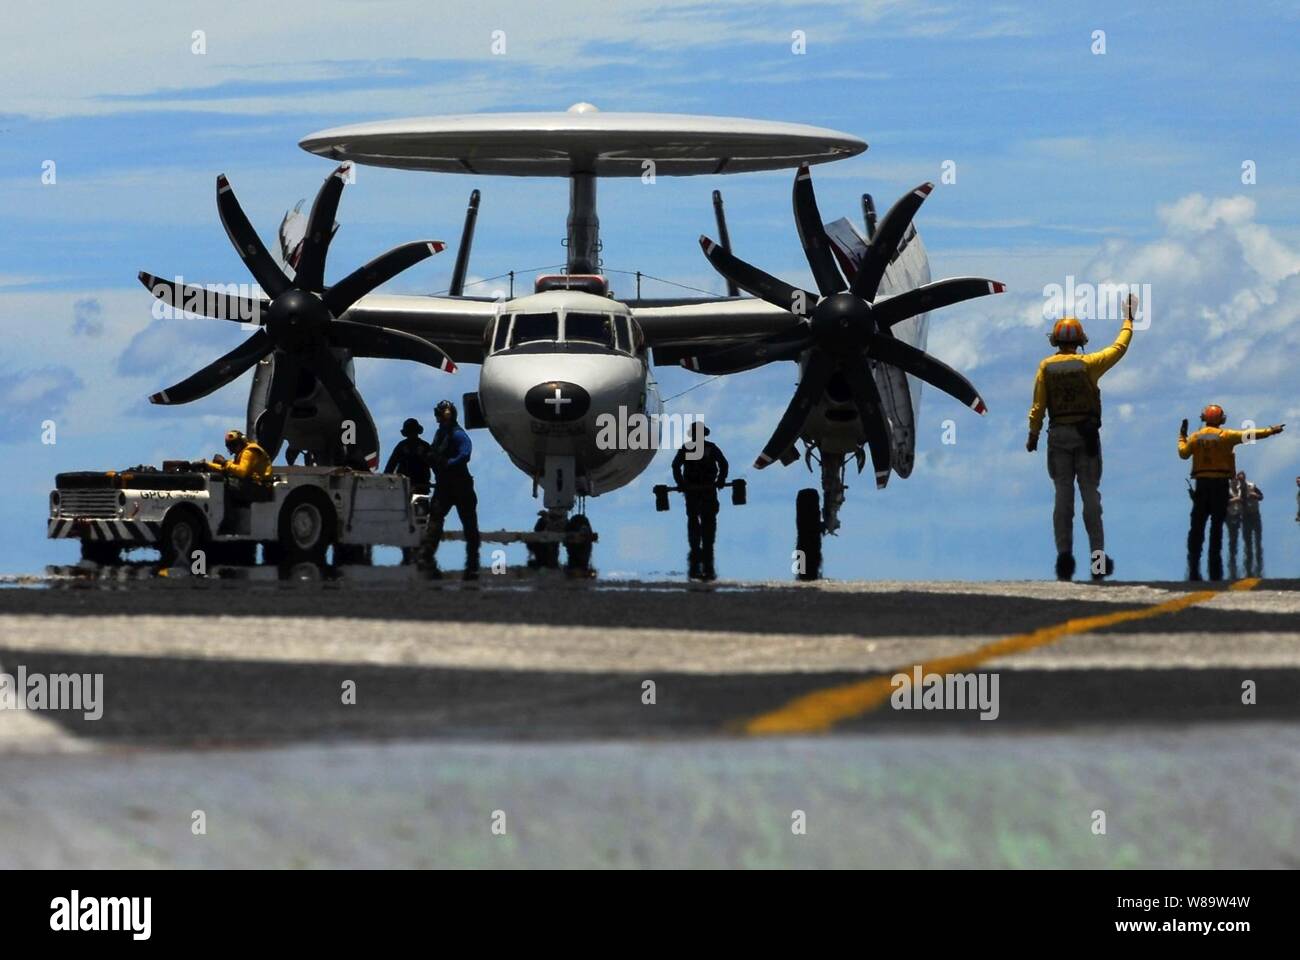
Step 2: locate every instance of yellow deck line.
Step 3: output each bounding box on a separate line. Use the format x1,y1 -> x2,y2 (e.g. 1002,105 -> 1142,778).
744,580 -> 1259,736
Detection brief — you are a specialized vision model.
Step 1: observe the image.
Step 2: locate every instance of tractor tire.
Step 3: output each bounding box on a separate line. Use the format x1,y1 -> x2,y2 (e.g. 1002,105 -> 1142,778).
160,506 -> 208,569
277,489 -> 336,562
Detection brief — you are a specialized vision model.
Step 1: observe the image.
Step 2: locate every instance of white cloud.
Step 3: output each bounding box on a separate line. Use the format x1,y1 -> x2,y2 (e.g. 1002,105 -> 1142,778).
946,192 -> 1300,383
0,365 -> 83,441
0,1 -> 1036,119
1157,194 -> 1256,234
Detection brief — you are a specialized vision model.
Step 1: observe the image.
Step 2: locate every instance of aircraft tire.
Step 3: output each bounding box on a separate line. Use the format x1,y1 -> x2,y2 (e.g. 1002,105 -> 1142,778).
795,487 -> 823,581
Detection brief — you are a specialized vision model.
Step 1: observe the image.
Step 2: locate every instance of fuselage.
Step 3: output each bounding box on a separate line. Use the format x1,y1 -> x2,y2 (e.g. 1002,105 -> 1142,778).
477,290 -> 662,495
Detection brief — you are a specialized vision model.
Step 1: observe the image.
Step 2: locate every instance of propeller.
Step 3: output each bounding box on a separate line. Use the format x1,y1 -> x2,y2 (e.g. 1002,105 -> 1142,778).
140,163 -> 452,469
696,163 -> 1004,484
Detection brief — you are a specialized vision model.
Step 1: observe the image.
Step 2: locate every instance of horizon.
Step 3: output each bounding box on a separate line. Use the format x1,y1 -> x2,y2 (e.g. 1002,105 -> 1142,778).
3,0 -> 1298,581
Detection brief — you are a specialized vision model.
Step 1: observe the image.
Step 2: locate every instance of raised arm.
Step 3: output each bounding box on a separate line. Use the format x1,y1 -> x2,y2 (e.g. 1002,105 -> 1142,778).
1177,418 -> 1192,459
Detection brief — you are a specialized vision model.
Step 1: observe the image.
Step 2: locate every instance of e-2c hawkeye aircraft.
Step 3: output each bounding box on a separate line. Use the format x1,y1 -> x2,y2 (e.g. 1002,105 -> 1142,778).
139,103 -> 1003,570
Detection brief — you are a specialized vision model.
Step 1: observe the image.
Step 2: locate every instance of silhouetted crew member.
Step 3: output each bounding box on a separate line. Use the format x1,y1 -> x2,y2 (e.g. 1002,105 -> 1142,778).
418,400 -> 480,579
672,421 -> 729,581
1238,472 -> 1265,577
1026,296 -> 1137,581
1226,473 -> 1245,578
384,418 -> 432,494
1179,406 -> 1284,581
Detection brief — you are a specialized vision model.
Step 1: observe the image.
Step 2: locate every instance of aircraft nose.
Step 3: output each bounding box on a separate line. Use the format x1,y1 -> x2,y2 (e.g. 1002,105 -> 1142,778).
524,380 -> 591,422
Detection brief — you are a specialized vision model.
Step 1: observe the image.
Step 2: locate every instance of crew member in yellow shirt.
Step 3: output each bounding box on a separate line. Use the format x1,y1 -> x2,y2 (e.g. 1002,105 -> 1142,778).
1179,406 -> 1284,581
205,428 -> 274,505
1027,295 -> 1137,581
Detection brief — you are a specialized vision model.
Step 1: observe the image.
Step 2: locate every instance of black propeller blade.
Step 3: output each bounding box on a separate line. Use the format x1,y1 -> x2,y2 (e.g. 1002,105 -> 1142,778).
851,181 -> 933,301
756,347 -> 835,468
308,346 -> 381,469
142,167 -> 449,467
294,163 -> 349,293
139,272 -> 268,325
699,236 -> 817,317
149,330 -> 273,405
840,359 -> 892,487
792,163 -> 846,297
253,351 -> 303,458
216,174 -> 291,299
697,165 -> 1003,478
329,320 -> 457,372
872,277 -> 1006,330
865,336 -> 987,413
324,240 -> 446,317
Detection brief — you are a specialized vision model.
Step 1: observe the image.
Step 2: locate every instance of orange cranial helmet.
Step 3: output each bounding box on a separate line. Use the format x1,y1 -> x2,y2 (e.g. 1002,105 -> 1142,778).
1200,404 -> 1226,426
1049,317 -> 1088,347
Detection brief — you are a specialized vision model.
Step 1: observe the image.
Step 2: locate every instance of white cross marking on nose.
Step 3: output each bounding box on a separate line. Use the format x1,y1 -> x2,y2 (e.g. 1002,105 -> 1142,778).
544,386 -> 571,416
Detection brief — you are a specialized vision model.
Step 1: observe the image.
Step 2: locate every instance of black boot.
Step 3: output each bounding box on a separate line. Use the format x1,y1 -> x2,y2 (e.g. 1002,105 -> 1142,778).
702,548 -> 716,582
687,550 -> 703,581
1055,553 -> 1075,581
416,547 -> 441,579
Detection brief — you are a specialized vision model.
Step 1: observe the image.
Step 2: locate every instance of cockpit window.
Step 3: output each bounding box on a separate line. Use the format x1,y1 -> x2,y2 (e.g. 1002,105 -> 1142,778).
492,316 -> 510,352
565,312 -> 616,348
510,312 -> 558,346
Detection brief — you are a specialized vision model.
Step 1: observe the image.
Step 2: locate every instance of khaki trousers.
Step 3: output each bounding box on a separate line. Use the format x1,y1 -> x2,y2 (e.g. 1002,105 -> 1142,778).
1047,424 -> 1103,558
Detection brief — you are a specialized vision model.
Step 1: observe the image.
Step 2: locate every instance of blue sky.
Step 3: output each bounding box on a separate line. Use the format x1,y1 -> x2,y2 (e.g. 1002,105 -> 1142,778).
2,0 -> 1299,579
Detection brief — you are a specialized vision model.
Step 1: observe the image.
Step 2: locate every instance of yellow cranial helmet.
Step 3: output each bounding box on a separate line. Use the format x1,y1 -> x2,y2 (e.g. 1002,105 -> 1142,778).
224,429 -> 247,453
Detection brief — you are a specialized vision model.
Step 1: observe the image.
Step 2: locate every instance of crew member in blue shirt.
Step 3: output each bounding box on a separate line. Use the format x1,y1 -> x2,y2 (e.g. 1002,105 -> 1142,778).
417,400 -> 481,579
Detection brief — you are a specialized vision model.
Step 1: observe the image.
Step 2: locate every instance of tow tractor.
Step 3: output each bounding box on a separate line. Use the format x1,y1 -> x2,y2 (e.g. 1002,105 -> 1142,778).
48,462 -> 418,567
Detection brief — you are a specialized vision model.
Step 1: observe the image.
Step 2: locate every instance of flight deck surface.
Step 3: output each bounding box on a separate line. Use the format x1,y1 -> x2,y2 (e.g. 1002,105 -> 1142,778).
1,574 -> 1295,868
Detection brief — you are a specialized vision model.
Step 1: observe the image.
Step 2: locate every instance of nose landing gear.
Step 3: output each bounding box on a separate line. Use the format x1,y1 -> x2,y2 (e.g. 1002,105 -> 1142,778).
525,458 -> 598,576
524,511 -> 597,575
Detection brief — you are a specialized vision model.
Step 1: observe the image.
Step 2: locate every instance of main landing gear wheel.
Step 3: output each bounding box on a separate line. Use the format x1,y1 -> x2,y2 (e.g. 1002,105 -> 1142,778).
795,488 -> 823,582
527,517 -> 561,569
564,514 -> 593,575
